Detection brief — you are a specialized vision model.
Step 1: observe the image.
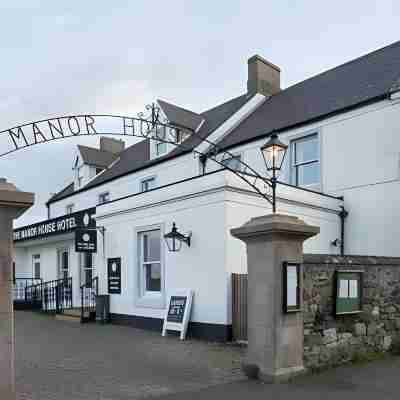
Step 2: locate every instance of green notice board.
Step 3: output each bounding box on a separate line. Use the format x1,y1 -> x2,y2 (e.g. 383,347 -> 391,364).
335,271 -> 362,315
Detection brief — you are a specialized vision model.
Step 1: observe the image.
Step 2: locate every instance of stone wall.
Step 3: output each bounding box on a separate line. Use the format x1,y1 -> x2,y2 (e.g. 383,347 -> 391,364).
303,254 -> 400,370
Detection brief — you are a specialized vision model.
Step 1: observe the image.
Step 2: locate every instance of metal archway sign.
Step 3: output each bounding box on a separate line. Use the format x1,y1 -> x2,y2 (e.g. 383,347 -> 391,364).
0,104 -> 274,205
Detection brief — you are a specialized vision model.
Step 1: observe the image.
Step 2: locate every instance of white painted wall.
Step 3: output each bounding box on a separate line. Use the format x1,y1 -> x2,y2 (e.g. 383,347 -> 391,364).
50,152 -> 198,218
206,97 -> 400,257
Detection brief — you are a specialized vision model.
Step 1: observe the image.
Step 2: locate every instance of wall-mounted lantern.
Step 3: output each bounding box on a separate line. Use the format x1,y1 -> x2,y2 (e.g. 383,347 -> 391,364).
164,222 -> 191,252
260,131 -> 288,213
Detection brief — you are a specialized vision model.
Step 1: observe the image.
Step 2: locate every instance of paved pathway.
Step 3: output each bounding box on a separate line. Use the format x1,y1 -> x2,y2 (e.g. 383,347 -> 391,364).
16,311 -> 400,399
153,356 -> 400,400
16,311 -> 244,400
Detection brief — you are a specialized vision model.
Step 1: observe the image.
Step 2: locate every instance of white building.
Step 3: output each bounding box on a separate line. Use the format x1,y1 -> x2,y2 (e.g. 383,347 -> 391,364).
14,41 -> 400,340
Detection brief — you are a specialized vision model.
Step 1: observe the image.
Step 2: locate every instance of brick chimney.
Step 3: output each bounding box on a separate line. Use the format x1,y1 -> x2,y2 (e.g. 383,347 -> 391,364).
100,137 -> 125,154
247,55 -> 281,97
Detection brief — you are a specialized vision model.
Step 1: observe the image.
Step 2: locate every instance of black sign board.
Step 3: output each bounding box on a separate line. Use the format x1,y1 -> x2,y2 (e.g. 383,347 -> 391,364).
166,296 -> 187,323
107,258 -> 121,294
75,228 -> 97,253
13,207 -> 96,242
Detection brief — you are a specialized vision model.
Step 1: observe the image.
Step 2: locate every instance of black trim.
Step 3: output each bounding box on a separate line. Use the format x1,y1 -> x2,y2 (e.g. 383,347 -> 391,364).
110,313 -> 232,342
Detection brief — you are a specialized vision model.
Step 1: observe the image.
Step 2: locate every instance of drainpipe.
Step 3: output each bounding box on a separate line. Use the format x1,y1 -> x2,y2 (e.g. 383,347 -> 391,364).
46,203 -> 50,219
339,206 -> 348,256
199,154 -> 207,175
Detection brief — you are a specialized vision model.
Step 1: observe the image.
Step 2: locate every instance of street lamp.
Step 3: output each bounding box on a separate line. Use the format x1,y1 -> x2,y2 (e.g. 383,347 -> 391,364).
164,222 -> 191,252
260,131 -> 288,213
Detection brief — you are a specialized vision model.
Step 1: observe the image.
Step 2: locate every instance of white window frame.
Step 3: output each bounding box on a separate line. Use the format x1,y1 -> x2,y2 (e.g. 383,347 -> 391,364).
134,223 -> 165,309
98,191 -> 110,204
66,204 -> 74,214
32,254 -> 41,280
57,248 -> 70,280
80,252 -> 96,286
140,176 -> 157,193
290,132 -> 321,189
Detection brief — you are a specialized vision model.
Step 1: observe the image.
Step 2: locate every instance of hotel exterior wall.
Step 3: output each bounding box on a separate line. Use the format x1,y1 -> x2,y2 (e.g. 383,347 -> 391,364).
49,152 -> 199,218
96,189 -> 229,326
212,98 -> 400,257
95,170 -> 343,328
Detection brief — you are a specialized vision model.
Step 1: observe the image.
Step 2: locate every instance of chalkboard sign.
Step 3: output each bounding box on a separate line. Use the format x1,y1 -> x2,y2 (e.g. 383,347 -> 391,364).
167,296 -> 187,323
107,258 -> 121,294
162,289 -> 193,340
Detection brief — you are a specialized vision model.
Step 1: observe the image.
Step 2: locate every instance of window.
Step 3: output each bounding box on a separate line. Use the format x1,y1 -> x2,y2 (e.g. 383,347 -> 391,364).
291,134 -> 320,187
58,249 -> 69,280
98,192 -> 110,204
77,166 -> 84,188
66,204 -> 74,214
155,126 -> 167,156
335,271 -> 362,315
81,253 -> 95,287
141,177 -> 156,192
138,229 -> 162,294
222,154 -> 242,171
32,254 -> 41,279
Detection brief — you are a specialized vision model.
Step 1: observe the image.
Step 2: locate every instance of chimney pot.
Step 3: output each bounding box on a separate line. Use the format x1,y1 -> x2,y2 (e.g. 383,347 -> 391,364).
247,55 -> 281,97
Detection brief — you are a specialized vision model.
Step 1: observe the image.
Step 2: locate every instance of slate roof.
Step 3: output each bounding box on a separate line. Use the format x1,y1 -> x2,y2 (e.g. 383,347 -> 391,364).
47,40 -> 400,204
158,99 -> 204,131
47,94 -> 250,203
217,40 -> 400,150
77,145 -> 119,168
47,182 -> 74,203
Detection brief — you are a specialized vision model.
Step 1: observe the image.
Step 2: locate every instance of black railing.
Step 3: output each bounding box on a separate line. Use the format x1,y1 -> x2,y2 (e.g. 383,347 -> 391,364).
26,277 -> 73,313
14,278 -> 42,301
81,276 -> 98,323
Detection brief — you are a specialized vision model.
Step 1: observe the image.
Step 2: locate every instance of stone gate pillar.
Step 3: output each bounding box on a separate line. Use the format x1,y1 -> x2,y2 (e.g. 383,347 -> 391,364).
231,214 -> 319,383
0,178 -> 34,399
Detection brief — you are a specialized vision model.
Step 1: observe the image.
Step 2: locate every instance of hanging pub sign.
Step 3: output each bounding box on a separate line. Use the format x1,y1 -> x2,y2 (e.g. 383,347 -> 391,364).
282,262 -> 301,313
162,289 -> 193,340
13,207 -> 96,242
75,228 -> 97,253
107,258 -> 121,294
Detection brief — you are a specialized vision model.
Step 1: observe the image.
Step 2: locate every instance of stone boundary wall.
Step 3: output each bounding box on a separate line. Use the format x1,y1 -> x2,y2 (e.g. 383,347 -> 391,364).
303,254 -> 400,370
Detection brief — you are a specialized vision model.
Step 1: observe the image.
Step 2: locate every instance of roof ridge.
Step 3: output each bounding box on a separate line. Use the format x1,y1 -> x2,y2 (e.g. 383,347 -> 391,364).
157,99 -> 202,117
279,39 -> 400,94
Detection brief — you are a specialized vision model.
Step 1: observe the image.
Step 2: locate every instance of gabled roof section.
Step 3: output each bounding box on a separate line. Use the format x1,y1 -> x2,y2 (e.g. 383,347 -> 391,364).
218,40 -> 400,150
47,94 -> 251,204
157,99 -> 204,131
77,145 -> 119,168
47,182 -> 74,204
167,93 -> 250,156
84,139 -> 151,190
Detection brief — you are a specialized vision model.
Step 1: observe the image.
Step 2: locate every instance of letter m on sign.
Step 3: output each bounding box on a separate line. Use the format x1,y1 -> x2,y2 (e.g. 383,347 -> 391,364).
8,127 -> 29,149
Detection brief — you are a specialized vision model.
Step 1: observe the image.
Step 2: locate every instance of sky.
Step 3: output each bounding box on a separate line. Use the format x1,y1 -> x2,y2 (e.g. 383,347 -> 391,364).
1,1 -> 399,226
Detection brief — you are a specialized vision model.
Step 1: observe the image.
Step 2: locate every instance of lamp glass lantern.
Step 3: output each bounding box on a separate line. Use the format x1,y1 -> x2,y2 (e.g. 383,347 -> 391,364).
260,132 -> 288,213
163,222 -> 191,252
260,132 -> 288,173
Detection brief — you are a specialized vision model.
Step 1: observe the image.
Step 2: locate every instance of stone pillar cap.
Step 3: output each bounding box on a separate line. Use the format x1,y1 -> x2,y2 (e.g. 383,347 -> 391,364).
231,213 -> 320,241
0,177 -> 34,216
